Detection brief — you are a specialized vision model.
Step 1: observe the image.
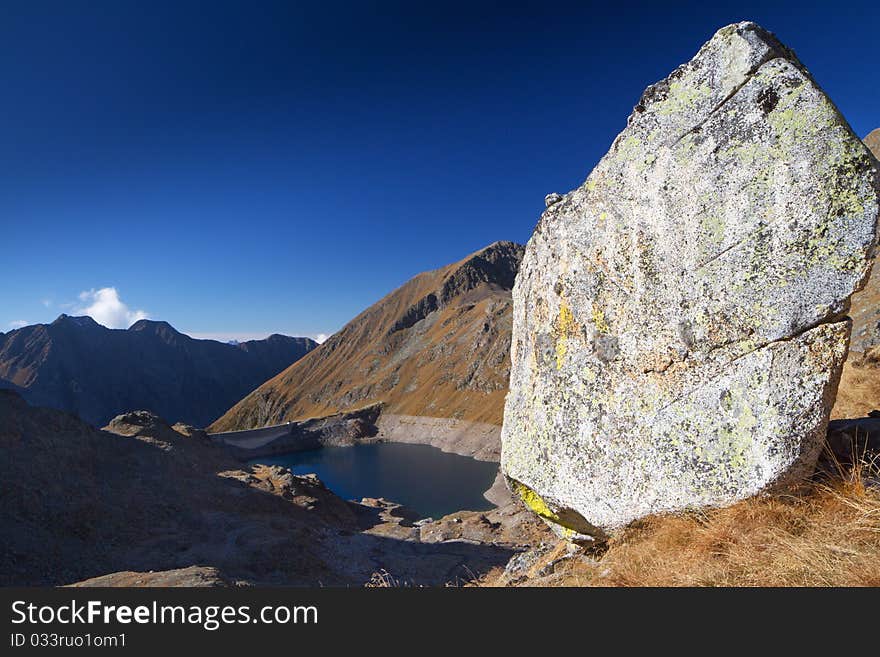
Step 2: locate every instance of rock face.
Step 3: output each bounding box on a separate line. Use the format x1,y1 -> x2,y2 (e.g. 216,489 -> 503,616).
502,22 -> 880,537
68,566 -> 234,588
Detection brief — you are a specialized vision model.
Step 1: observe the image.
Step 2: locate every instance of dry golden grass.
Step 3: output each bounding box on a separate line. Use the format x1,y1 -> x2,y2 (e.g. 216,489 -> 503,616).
495,455 -> 880,587
365,569 -> 404,587
832,359 -> 880,420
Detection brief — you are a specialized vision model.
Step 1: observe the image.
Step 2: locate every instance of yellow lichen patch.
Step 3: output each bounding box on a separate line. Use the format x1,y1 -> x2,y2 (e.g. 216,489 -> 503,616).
719,140 -> 770,169
766,83 -> 815,149
509,479 -> 603,539
555,301 -> 578,370
512,480 -> 560,522
674,133 -> 697,165
829,187 -> 867,219
555,337 -> 567,371
656,80 -> 712,116
591,304 -> 610,334
558,302 -> 576,335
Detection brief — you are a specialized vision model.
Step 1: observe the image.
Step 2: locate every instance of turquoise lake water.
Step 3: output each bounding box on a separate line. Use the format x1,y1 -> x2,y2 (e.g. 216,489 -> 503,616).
248,442 -> 499,519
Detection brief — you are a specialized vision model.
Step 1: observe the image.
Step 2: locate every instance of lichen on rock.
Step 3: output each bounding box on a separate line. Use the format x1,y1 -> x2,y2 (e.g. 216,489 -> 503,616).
501,21 -> 880,536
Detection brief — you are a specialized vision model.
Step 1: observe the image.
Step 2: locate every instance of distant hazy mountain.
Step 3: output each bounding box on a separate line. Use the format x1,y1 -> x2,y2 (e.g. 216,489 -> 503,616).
211,241 -> 524,431
0,316 -> 316,427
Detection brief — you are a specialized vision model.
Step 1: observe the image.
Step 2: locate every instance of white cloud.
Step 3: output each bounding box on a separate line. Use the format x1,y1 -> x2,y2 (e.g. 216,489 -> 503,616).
8,320 -> 28,329
41,299 -> 52,308
74,287 -> 149,329
314,333 -> 330,344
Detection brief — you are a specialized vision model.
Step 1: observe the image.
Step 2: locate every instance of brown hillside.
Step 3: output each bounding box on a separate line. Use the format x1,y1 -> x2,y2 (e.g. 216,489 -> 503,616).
847,130 -> 880,355
833,130 -> 880,419
865,128 -> 880,160
211,241 -> 524,431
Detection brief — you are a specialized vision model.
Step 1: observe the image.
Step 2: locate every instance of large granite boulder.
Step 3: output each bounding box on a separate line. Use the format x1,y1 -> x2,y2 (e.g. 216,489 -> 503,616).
501,22 -> 880,539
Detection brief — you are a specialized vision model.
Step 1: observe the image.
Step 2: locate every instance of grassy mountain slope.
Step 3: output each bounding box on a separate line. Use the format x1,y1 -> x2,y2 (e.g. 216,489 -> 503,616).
833,129 -> 880,419
211,241 -> 523,430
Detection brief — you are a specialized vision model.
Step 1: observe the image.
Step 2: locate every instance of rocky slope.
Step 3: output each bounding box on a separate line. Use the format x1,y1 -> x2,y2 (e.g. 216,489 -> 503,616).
847,131 -> 880,356
211,241 -> 524,431
865,128 -> 880,161
0,316 -> 316,427
69,566 -> 234,587
833,129 -> 880,420
0,390 -> 534,586
0,391 -> 342,586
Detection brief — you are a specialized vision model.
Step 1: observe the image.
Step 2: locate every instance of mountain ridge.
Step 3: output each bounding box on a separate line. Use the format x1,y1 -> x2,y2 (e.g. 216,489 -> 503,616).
0,316 -> 317,427
211,241 -> 524,430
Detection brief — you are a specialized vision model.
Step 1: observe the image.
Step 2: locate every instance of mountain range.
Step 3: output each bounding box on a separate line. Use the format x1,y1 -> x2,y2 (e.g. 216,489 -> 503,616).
5,128 -> 878,434
210,241 -> 524,430
0,316 -> 316,427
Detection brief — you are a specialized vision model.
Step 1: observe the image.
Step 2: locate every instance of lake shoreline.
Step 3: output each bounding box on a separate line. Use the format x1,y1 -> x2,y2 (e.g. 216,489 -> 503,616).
246,442 -> 500,520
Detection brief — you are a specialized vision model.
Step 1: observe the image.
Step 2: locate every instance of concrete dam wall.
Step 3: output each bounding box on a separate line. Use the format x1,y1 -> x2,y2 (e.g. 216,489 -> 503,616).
208,422 -> 296,450
206,404 -> 383,459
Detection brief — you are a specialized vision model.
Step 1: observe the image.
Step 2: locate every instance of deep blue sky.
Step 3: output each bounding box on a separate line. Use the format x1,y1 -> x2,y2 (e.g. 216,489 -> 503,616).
2,1 -> 878,341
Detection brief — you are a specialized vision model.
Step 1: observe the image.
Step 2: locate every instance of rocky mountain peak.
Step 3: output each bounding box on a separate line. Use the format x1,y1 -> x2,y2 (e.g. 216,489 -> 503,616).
51,314 -> 101,330
127,319 -> 183,345
128,319 -> 177,333
386,242 -> 525,336
442,241 -> 524,299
